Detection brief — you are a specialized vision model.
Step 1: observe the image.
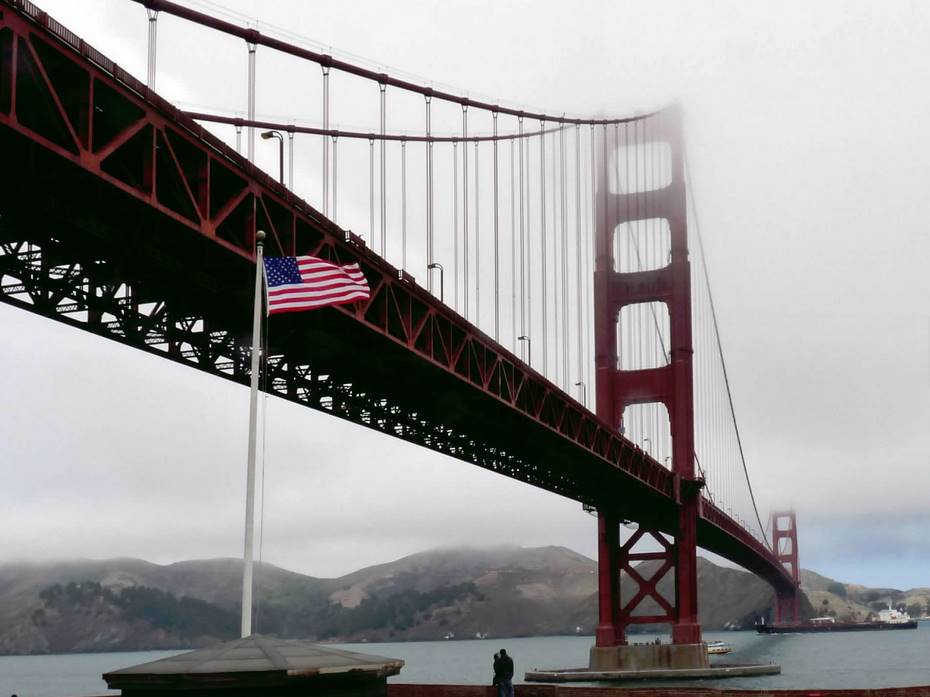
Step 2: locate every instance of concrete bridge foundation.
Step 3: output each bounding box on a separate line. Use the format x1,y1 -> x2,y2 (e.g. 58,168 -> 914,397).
589,643 -> 709,671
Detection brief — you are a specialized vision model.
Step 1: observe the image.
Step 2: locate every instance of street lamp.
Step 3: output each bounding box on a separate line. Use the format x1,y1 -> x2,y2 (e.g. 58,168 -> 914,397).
427,262 -> 444,303
574,380 -> 586,407
643,437 -> 650,455
260,130 -> 284,185
517,335 -> 531,366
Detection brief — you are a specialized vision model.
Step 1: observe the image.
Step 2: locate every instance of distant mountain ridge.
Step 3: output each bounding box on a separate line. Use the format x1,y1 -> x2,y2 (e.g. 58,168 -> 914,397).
0,545 -> 920,655
799,568 -> 929,622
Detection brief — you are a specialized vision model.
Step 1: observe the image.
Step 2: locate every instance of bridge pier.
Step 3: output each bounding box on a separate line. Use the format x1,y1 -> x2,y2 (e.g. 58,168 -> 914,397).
671,493 -> 701,645
595,510 -> 623,647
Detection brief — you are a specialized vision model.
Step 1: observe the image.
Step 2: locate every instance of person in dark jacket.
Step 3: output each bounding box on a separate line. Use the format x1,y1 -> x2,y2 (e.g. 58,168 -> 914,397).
493,649 -> 514,697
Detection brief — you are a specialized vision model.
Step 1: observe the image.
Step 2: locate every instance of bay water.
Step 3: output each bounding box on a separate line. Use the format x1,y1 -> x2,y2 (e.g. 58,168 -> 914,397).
3,628 -> 930,696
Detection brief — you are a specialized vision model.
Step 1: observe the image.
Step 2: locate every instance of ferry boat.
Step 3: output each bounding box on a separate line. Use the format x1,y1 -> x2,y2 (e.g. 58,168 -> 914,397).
707,640 -> 733,655
757,606 -> 919,634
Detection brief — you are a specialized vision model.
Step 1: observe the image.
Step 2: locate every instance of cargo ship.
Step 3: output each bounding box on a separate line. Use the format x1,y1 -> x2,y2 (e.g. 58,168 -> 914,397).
757,606 -> 919,634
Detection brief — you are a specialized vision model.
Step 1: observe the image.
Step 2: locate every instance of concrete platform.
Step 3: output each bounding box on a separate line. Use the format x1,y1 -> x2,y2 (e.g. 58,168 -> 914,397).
590,643 -> 708,671
524,662 -> 781,683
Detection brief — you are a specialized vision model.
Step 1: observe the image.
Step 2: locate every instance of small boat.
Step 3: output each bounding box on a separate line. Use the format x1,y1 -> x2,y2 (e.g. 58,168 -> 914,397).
707,640 -> 733,655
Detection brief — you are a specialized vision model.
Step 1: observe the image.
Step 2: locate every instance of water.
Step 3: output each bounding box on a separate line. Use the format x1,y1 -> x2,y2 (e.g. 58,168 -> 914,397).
3,629 -> 930,696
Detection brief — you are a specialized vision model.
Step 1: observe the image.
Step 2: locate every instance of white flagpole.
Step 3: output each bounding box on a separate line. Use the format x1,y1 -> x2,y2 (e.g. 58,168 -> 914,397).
241,229 -> 266,638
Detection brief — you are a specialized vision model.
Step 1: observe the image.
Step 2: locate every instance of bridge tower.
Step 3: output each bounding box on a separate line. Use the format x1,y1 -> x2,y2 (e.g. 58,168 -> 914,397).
772,510 -> 801,624
591,108 -> 705,668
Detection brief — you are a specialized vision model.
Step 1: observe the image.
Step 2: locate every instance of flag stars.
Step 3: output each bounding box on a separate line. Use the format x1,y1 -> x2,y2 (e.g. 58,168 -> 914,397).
264,257 -> 303,287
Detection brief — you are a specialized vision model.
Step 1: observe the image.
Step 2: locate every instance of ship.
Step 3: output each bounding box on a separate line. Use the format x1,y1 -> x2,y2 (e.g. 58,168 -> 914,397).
757,605 -> 919,634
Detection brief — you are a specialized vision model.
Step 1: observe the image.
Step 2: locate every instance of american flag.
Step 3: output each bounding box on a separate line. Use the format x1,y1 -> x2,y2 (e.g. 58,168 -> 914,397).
263,255 -> 371,315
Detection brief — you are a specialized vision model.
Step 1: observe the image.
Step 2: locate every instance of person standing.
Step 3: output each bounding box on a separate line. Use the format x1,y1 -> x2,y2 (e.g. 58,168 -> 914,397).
493,648 -> 514,697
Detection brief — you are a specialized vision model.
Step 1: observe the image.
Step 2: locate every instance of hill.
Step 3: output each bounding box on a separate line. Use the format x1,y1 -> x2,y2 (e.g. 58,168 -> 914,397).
799,569 -> 929,622
2,545 -> 919,655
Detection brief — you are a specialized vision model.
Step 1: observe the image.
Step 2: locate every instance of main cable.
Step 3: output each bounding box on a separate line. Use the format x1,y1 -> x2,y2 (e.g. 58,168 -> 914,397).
685,152 -> 768,546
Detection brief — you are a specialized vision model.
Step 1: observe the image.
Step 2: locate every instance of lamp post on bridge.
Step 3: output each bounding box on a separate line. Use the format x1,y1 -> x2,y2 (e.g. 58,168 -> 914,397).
574,380 -> 586,407
260,130 -> 285,185
518,335 -> 531,366
427,263 -> 444,303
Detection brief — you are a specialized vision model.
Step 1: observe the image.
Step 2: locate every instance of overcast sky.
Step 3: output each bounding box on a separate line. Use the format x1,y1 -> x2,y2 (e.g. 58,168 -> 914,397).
2,0 -> 930,591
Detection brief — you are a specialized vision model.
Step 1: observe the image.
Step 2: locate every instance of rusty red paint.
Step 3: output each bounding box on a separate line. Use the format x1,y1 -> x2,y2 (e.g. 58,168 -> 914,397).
773,510 -> 801,624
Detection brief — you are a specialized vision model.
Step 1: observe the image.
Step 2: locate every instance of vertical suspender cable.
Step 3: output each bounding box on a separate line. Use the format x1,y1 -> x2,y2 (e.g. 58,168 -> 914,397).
146,9 -> 158,89
618,124 -> 626,429
635,119 -> 644,442
510,135 -> 516,350
401,139 -> 407,272
322,65 -> 330,216
588,125 -> 596,399
540,120 -> 547,376
246,42 -> 256,162
493,112 -> 500,340
331,135 -> 338,222
475,138 -> 481,328
453,139 -> 459,309
526,120 -> 533,366
287,131 -> 294,190
462,106 -> 469,319
379,83 -> 387,257
552,128 -> 560,384
560,123 -> 568,388
602,124 -> 612,421
575,124 -> 583,401
426,95 -> 434,291
647,118 -> 657,455
369,137 -> 374,244
553,128 -> 560,384
519,117 -> 527,364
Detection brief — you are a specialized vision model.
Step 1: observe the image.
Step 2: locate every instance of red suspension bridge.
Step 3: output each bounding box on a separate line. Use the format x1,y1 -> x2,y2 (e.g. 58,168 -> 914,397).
0,0 -> 801,659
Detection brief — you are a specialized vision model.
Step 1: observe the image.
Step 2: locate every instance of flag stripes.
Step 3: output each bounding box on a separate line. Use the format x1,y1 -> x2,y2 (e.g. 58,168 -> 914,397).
263,256 -> 371,315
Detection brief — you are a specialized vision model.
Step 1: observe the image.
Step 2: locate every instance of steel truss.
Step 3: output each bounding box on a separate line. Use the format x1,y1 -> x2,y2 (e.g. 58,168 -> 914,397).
0,0 -> 677,508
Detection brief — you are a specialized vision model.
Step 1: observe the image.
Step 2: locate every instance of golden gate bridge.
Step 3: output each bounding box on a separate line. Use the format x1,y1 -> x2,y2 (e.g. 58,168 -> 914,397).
0,0 -> 801,669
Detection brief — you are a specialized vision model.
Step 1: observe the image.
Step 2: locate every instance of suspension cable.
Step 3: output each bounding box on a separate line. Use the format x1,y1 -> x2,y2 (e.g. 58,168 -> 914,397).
379,82 -> 387,258
401,139 -> 407,272
368,136 -> 374,245
575,124 -> 583,401
331,134 -> 338,221
540,120 -> 548,375
453,139 -> 459,310
685,153 -> 768,546
475,138 -> 480,327
462,105 -> 469,320
322,65 -> 330,216
560,120 -> 568,389
493,111 -> 500,340
519,117 -> 527,364
425,95 -> 433,292
246,42 -> 256,162
140,0 -> 660,127
525,119 -> 533,367
510,133 -> 517,351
